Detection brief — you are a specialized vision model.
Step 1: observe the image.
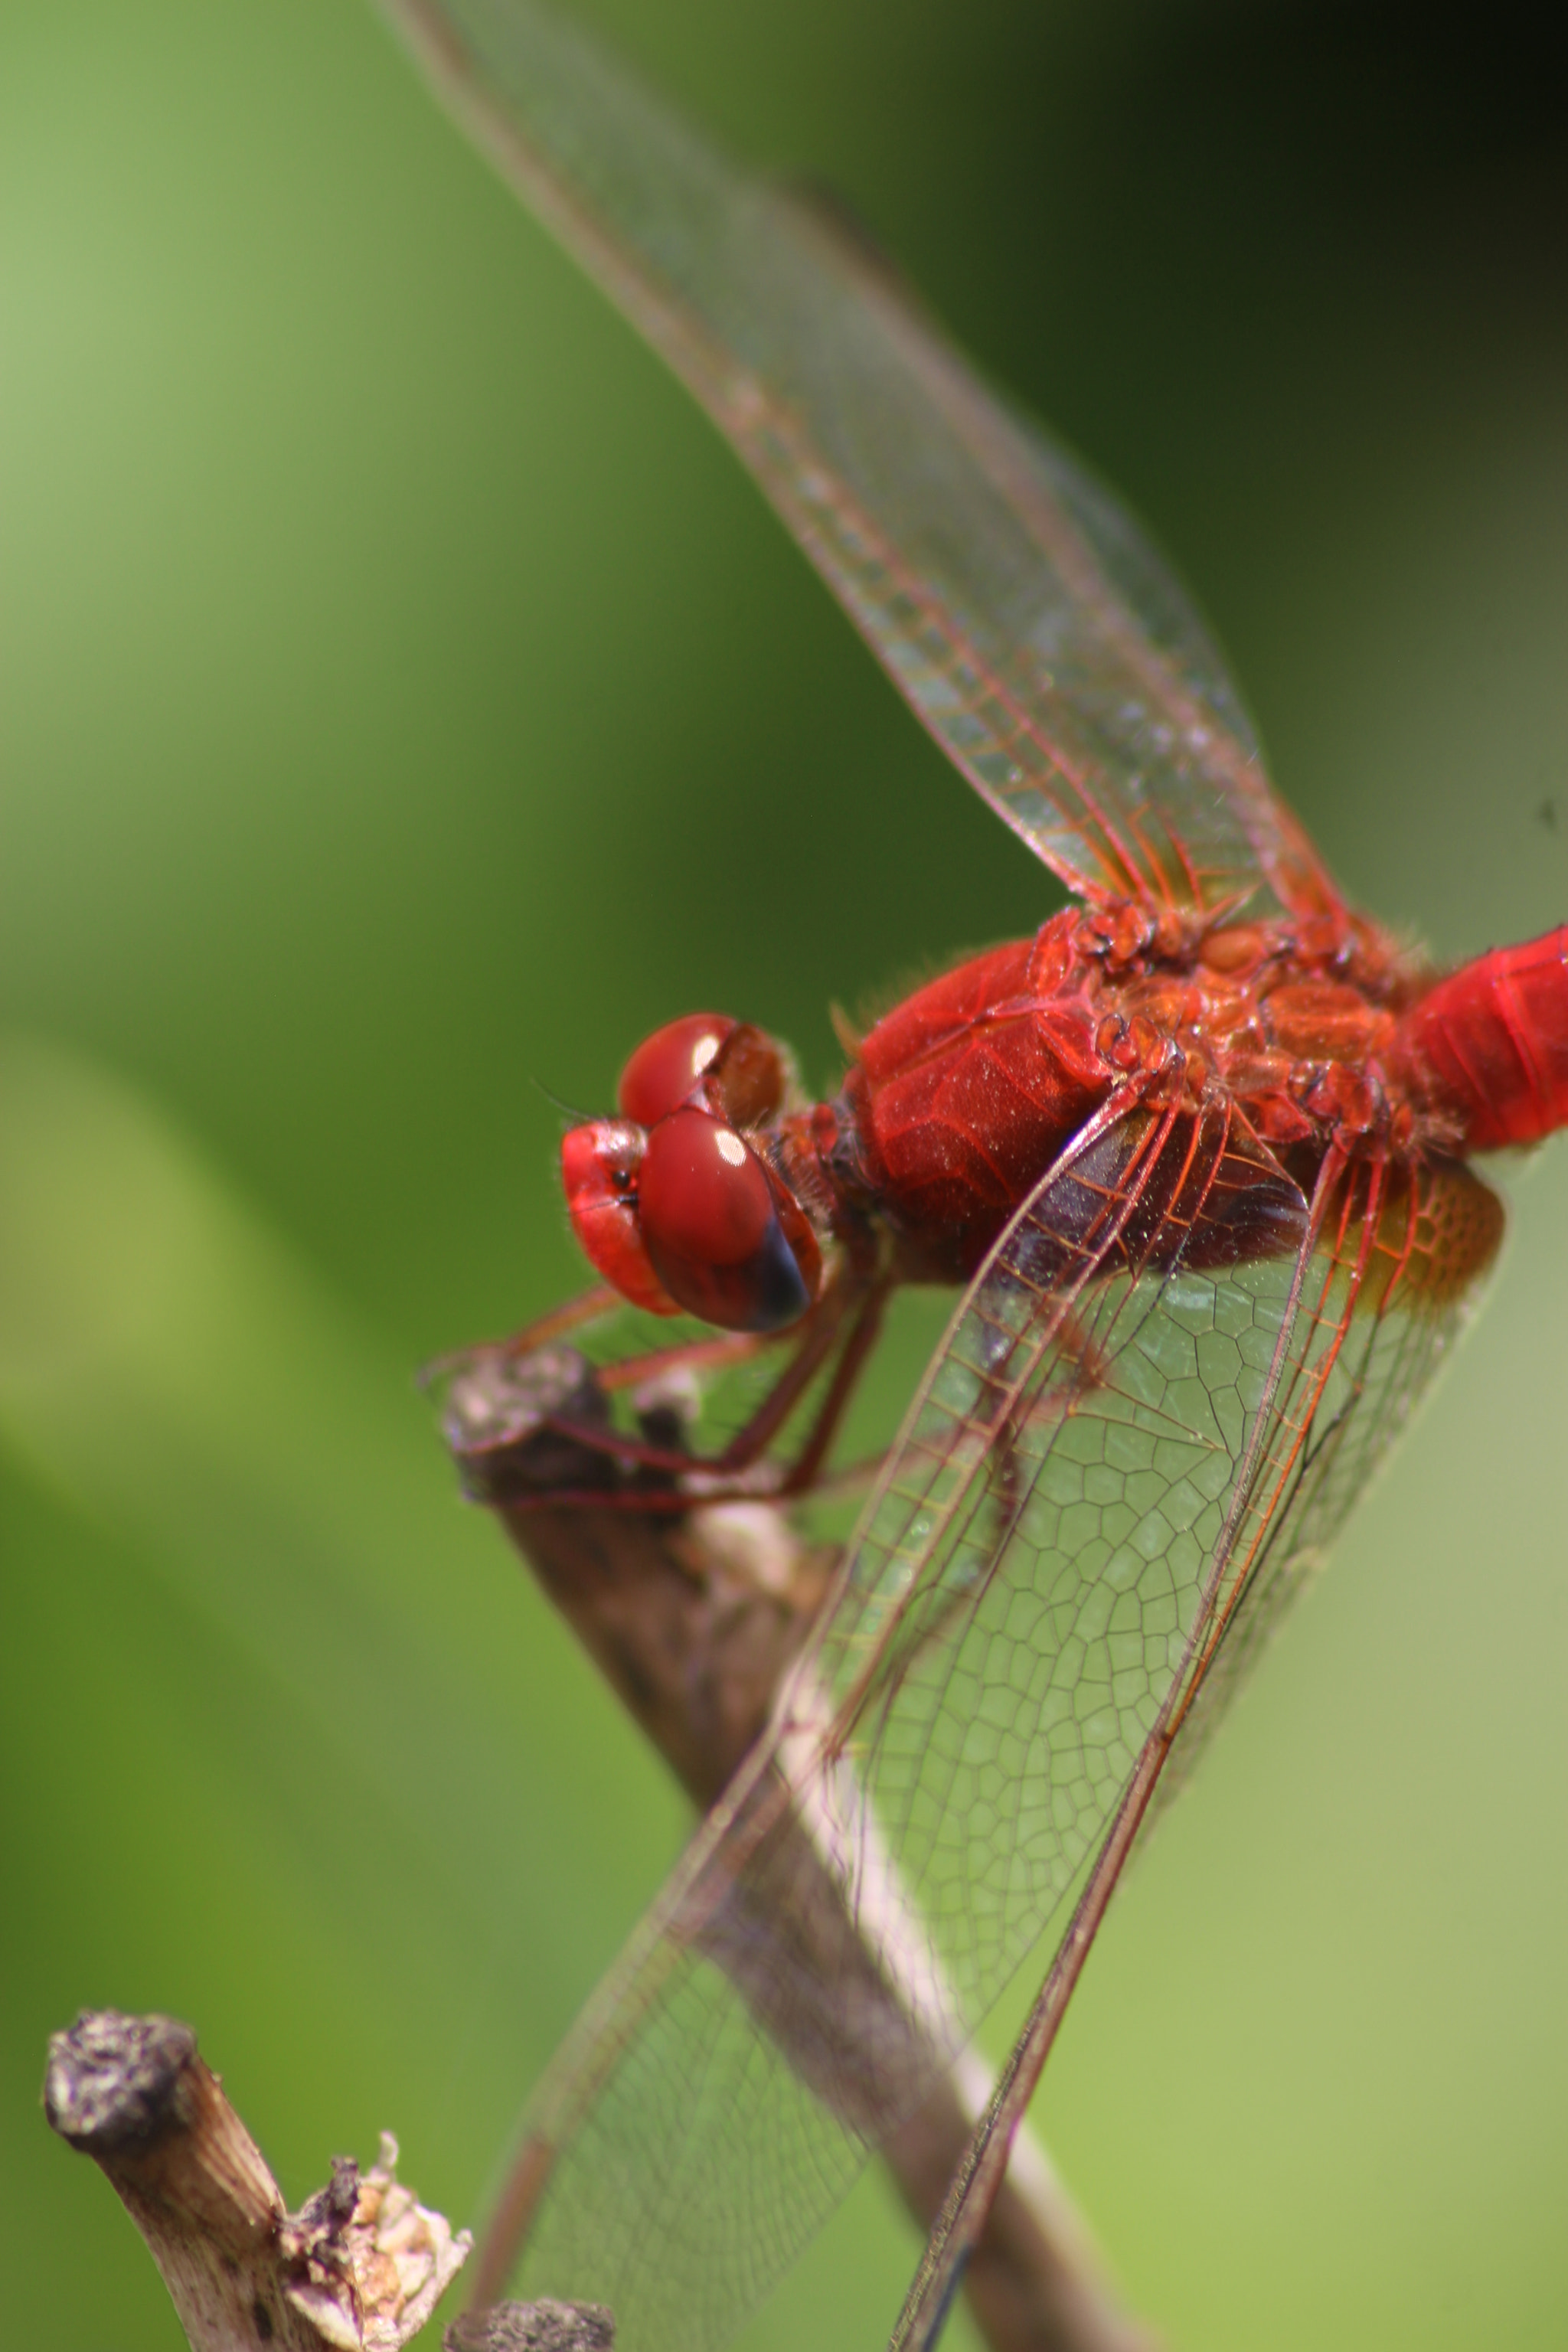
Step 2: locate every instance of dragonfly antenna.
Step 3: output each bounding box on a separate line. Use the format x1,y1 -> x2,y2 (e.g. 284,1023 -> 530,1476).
531,1073 -> 593,1125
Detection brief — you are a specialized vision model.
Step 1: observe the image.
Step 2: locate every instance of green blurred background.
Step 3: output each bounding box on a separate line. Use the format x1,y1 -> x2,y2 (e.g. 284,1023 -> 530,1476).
3,2 -> 1566,2346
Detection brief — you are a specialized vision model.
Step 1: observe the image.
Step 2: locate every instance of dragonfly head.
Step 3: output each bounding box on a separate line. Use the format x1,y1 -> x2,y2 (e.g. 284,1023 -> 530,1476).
561,1014 -> 821,1331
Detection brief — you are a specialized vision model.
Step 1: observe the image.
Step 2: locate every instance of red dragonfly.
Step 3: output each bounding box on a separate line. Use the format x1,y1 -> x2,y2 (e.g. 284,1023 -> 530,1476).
383,3 -> 1568,2346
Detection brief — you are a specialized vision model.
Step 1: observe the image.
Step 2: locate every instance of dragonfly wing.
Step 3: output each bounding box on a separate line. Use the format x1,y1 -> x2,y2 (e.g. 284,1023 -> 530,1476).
377,0 -> 1343,920
884,1148 -> 1506,2347
488,1093 -> 1322,2347
1146,1150 -> 1505,1821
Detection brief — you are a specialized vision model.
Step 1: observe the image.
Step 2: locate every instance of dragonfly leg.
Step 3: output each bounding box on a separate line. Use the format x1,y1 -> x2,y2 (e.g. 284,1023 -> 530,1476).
433,1272 -> 884,1515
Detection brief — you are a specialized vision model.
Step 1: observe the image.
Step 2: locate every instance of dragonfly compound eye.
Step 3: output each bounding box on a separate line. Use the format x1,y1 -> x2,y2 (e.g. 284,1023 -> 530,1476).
618,1011 -> 796,1130
560,1119 -> 680,1315
638,1107 -> 812,1331
617,1014 -> 737,1127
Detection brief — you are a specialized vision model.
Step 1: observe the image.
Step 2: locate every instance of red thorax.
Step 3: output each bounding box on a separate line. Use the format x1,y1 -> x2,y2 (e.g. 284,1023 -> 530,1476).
561,909 -> 1568,1332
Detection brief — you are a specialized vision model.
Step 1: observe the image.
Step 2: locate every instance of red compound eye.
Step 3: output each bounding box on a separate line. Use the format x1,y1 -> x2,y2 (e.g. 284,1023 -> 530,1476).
618,1014 -> 736,1128
560,1120 -> 679,1315
638,1109 -> 812,1332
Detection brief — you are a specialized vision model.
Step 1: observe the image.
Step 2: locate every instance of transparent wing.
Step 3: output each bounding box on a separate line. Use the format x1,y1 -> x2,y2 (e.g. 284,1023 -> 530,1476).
1149,1151 -> 1505,1818
377,0 -> 1344,920
485,1095 -> 1312,2344
887,1147 -> 1506,2346
487,1139 -> 1502,2350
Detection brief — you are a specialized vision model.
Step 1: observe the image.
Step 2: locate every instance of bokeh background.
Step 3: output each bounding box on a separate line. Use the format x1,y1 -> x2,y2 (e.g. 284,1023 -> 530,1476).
4,2 -> 1566,2347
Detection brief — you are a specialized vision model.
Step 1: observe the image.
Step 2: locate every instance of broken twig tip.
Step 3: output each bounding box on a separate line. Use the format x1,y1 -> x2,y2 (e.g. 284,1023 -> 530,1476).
445,2302 -> 616,2352
44,2010 -> 470,2352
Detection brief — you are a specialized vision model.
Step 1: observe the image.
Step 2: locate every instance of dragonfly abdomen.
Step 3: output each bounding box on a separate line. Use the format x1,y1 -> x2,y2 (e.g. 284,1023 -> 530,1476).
1393,923 -> 1568,1150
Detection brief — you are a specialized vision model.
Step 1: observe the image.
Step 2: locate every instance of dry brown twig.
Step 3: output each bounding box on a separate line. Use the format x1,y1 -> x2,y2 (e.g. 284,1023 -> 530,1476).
44,2009 -> 472,2352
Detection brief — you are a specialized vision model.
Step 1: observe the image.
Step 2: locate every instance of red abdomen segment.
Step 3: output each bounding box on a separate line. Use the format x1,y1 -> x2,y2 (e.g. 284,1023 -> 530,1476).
1396,924 -> 1568,1150
848,921 -> 1109,1280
